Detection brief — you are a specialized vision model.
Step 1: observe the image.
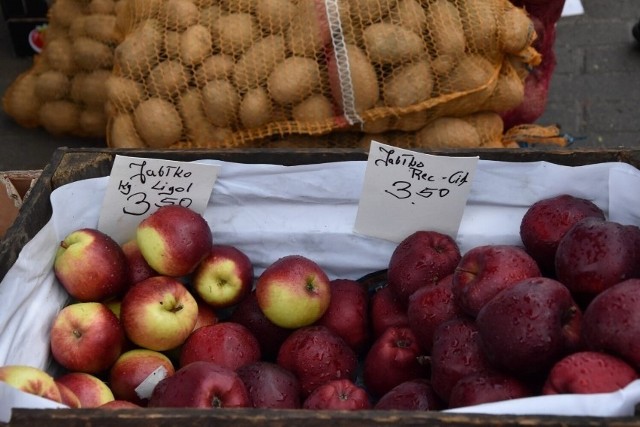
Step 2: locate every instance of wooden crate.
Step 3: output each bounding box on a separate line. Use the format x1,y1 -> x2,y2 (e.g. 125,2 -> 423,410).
2,146 -> 640,427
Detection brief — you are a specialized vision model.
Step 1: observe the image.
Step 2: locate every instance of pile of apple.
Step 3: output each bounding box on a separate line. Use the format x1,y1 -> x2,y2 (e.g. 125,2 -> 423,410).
2,194 -> 640,412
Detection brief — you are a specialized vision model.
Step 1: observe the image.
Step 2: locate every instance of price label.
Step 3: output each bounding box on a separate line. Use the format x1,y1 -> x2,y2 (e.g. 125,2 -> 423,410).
354,141 -> 478,242
98,155 -> 219,244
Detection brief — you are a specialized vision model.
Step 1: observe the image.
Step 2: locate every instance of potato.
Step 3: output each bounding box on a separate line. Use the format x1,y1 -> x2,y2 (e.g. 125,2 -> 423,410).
267,56 -> 322,105
392,110 -> 429,131
180,24 -> 212,66
2,74 -> 41,127
83,14 -> 123,45
481,59 -> 525,113
463,111 -> 504,147
459,0 -> 500,54
109,113 -> 145,147
218,0 -> 254,14
198,5 -> 223,27
415,117 -> 482,148
362,102 -> 392,134
72,37 -> 114,70
163,30 -> 181,60
194,54 -> 235,86
239,87 -> 273,129
507,55 -> 531,81
350,0 -> 396,25
389,0 -> 426,34
68,16 -> 88,39
499,6 -> 536,54
44,37 -> 77,74
79,108 -> 108,137
362,22 -> 425,64
48,0 -> 86,28
133,98 -> 184,147
147,60 -> 189,98
286,1 -> 332,57
425,0 -> 465,59
292,94 -> 334,123
178,88 -> 225,145
383,60 -> 433,108
74,69 -> 112,108
234,35 -> 286,90
201,80 -> 240,127
38,101 -> 80,135
88,0 -> 116,14
255,0 -> 296,35
212,13 -> 258,55
328,43 -> 379,114
34,71 -> 70,102
115,19 -> 162,79
162,0 -> 199,31
106,75 -> 145,112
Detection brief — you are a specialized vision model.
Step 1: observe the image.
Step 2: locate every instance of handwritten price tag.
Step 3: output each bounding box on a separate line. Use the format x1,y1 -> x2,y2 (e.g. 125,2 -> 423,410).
98,155 -> 219,244
354,141 -> 478,242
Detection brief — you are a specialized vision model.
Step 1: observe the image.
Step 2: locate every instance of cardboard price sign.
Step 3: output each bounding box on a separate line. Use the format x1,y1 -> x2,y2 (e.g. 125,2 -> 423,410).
98,155 -> 219,244
354,141 -> 478,242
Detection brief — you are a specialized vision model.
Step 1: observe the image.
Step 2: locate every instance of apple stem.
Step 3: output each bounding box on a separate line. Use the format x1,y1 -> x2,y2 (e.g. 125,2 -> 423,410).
170,303 -> 183,313
60,241 -> 69,249
211,396 -> 223,408
73,329 -> 82,339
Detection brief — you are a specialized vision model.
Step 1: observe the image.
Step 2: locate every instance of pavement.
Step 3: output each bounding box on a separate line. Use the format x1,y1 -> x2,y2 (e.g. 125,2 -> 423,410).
0,0 -> 639,171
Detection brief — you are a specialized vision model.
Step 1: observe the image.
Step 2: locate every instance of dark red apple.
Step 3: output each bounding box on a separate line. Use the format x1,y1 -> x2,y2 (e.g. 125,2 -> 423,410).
452,244 -> 541,317
302,379 -> 371,410
277,325 -> 358,397
362,326 -> 428,398
179,322 -> 261,370
315,279 -> 370,354
448,372 -> 533,409
476,277 -> 582,376
148,361 -> 250,408
236,361 -> 302,409
387,230 -> 462,303
373,379 -> 443,411
519,194 -> 605,275
555,217 -> 640,300
369,284 -> 409,338
542,351 -> 638,395
407,274 -> 464,353
121,238 -> 157,288
581,278 -> 640,370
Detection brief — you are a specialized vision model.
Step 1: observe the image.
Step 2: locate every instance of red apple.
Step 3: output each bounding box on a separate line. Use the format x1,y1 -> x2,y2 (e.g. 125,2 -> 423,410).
277,325 -> 358,397
236,361 -> 302,409
179,322 -> 261,370
121,238 -> 157,288
56,381 -> 82,408
452,244 -> 541,317
255,255 -> 331,329
192,244 -> 254,309
0,365 -> 62,404
315,279 -> 370,354
99,400 -> 142,409
53,228 -> 128,302
476,277 -> 582,376
543,351 -> 638,395
120,276 -> 199,351
448,372 -> 533,409
50,302 -> 125,374
194,298 -> 219,330
55,372 -> 115,408
519,194 -> 605,275
302,379 -> 371,410
363,326 -> 428,398
373,379 -> 442,411
148,361 -> 250,408
387,230 -> 462,303
369,284 -> 409,338
136,205 -> 213,277
109,349 -> 176,406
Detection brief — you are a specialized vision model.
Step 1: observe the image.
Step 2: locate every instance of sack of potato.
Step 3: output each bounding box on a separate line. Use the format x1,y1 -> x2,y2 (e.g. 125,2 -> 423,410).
106,0 -> 556,149
2,0 -> 126,138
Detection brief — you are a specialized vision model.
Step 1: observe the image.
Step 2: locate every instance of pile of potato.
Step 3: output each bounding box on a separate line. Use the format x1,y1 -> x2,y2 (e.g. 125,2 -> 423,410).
3,0 -> 125,138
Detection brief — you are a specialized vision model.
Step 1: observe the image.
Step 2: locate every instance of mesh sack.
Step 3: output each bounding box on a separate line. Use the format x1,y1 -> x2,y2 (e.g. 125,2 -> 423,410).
106,0 -> 542,149
2,0 -> 126,138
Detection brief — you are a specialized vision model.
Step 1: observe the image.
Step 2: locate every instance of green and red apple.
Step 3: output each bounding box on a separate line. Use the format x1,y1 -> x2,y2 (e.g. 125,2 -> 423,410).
109,349 -> 175,406
55,372 -> 115,408
0,365 -> 62,404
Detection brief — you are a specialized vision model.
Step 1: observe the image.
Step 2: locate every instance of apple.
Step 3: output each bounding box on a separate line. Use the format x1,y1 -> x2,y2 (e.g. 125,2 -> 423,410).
120,275 -> 199,351
255,255 -> 331,329
476,277 -> 582,376
542,351 -> 638,395
277,325 -> 358,397
236,361 -> 302,409
109,349 -> 176,406
387,230 -> 462,303
448,372 -> 533,408
50,302 -> 125,374
179,322 -> 261,370
194,298 -> 219,330
581,278 -> 640,370
56,381 -> 82,408
315,279 -> 370,354
136,205 -> 213,277
55,372 -> 115,408
302,379 -> 371,410
373,379 -> 442,411
369,284 -> 409,338
99,400 -> 142,409
192,244 -> 254,309
148,361 -> 250,408
53,228 -> 129,302
0,365 -> 62,403
121,238 -> 157,288
519,194 -> 605,275
362,326 -> 428,398
452,244 -> 541,317
229,291 -> 292,361
555,217 -> 640,301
